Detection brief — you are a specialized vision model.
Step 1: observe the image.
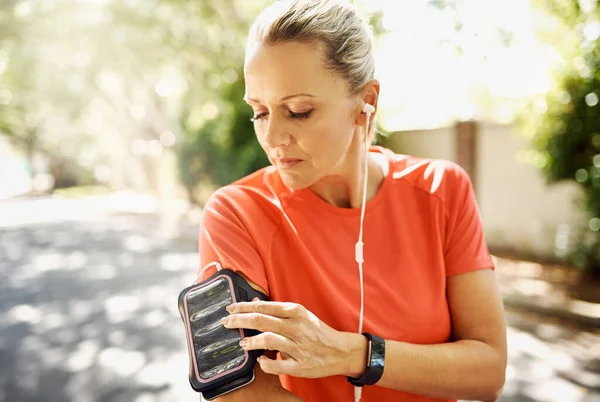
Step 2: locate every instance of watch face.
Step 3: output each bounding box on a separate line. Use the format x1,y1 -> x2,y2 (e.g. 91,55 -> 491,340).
370,337 -> 385,373
184,276 -> 246,381
347,334 -> 385,386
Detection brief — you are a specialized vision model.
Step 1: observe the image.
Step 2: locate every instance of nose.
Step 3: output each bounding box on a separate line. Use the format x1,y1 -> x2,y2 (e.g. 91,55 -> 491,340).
262,115 -> 292,149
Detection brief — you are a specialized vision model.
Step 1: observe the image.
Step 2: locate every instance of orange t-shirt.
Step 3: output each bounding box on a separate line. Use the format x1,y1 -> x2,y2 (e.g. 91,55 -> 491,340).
197,146 -> 494,402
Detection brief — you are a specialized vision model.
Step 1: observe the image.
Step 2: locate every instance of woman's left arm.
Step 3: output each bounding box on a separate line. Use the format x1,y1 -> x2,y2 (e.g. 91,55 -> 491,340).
224,269 -> 506,402
343,268 -> 507,401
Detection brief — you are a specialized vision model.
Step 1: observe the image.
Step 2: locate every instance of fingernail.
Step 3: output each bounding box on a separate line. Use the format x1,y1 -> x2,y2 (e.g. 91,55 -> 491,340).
220,317 -> 230,326
252,297 -> 259,301
226,304 -> 234,313
239,339 -> 247,348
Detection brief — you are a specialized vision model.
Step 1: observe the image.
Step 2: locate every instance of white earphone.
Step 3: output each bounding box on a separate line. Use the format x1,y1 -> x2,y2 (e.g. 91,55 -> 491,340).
362,102 -> 375,115
353,102 -> 374,402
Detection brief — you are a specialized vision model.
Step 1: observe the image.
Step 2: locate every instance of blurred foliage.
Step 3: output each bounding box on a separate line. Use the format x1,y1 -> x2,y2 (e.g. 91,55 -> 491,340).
178,66 -> 270,203
0,0 -> 386,203
173,1 -> 270,203
0,0 -> 270,200
521,0 -> 600,277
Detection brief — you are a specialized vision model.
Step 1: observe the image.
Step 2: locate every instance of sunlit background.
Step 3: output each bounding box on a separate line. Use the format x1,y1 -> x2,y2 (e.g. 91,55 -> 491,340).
1,0 -> 599,401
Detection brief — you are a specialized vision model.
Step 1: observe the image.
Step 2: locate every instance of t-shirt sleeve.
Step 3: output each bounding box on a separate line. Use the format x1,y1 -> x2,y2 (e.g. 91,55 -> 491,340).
443,163 -> 494,277
196,189 -> 270,294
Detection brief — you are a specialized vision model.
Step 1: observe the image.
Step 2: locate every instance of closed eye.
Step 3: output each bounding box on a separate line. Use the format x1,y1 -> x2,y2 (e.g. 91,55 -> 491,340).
250,109 -> 313,122
289,110 -> 312,119
250,112 -> 268,122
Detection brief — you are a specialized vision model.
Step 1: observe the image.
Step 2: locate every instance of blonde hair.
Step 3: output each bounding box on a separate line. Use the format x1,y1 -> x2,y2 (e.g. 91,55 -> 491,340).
246,0 -> 376,96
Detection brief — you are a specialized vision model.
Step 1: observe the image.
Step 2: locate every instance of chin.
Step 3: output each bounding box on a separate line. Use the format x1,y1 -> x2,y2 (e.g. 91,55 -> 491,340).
278,170 -> 315,190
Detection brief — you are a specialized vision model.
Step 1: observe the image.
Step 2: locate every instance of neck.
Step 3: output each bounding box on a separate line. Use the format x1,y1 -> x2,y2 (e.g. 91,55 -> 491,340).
309,149 -> 386,209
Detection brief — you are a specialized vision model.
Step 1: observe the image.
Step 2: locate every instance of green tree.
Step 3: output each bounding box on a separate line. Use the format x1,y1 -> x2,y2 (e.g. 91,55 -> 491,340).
0,0 -> 270,196
522,0 -> 600,277
173,0 -> 270,204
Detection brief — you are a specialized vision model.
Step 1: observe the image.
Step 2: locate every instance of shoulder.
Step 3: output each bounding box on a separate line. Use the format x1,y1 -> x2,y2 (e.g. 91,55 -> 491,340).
202,165 -> 292,229
383,148 -> 473,207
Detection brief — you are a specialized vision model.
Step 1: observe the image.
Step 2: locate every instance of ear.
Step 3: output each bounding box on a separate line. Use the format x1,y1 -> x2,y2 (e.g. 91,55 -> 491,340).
355,79 -> 380,127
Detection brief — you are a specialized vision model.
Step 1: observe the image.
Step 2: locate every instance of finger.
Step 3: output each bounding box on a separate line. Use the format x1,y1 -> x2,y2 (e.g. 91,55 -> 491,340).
257,354 -> 298,376
227,300 -> 304,318
221,313 -> 290,336
240,332 -> 295,355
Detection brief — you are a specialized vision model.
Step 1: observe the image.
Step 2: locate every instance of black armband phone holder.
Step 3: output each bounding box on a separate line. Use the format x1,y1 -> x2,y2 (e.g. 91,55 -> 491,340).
177,263 -> 269,400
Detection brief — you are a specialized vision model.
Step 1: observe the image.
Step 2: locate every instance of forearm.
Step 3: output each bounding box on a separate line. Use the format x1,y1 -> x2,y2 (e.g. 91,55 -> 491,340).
213,386 -> 302,402
213,384 -> 302,402
342,333 -> 505,401
214,354 -> 304,402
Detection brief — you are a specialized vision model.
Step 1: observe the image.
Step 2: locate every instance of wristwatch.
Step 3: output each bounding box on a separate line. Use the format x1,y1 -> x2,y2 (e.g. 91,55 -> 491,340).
346,333 -> 385,387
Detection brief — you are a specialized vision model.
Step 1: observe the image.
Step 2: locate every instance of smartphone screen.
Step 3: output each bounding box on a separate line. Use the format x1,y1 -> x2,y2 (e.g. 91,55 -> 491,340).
184,276 -> 247,381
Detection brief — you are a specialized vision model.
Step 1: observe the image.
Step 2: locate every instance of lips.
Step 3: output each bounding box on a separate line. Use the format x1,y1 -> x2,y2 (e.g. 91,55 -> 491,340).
276,158 -> 303,169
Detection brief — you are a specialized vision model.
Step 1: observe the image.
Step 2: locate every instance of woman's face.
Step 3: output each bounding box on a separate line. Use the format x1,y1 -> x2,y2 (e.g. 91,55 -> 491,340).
244,41 -> 360,190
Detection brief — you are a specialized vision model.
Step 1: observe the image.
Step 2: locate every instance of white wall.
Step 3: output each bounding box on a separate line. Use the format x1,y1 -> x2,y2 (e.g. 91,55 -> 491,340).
384,127 -> 456,162
476,123 -> 585,256
384,123 -> 586,257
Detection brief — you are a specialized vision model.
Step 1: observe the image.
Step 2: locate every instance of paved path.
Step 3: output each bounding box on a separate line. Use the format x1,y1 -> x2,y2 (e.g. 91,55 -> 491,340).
0,196 -> 598,402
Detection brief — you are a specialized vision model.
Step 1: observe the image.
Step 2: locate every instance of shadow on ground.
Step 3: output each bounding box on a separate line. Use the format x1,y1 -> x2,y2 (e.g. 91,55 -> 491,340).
0,212 -> 199,402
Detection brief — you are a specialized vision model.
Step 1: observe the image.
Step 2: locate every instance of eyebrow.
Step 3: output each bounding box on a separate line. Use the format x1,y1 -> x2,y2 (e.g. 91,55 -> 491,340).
243,93 -> 316,103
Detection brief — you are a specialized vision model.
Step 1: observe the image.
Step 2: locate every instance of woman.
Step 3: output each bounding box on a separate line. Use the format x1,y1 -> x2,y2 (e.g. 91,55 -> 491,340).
197,0 -> 507,401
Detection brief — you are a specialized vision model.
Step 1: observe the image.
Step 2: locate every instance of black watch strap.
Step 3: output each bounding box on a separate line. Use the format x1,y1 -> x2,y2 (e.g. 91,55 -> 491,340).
346,333 -> 385,387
